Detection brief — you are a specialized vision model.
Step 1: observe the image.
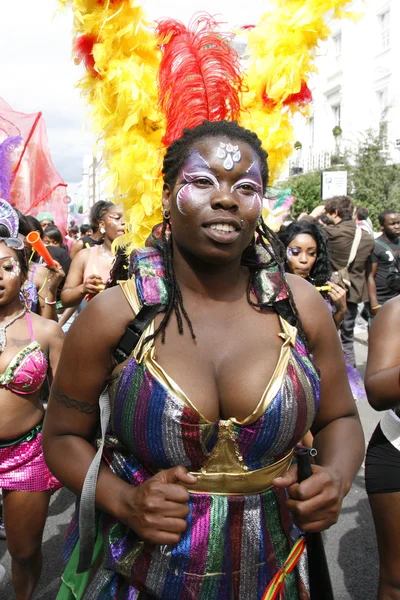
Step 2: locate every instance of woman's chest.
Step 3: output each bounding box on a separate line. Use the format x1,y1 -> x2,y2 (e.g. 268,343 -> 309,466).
153,308 -> 284,422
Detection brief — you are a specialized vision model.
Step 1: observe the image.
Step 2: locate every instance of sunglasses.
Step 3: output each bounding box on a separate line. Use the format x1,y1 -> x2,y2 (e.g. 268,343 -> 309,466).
0,236 -> 25,251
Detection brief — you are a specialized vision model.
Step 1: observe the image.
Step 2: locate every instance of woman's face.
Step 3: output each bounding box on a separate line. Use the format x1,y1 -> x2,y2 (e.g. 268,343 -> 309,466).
43,234 -> 60,247
100,205 -> 125,242
0,243 -> 23,304
163,137 -> 264,264
286,233 -> 317,279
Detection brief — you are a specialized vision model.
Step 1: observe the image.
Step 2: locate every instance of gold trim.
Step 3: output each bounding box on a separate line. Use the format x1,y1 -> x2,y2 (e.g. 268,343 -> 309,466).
183,450 -> 293,495
117,281 -> 298,426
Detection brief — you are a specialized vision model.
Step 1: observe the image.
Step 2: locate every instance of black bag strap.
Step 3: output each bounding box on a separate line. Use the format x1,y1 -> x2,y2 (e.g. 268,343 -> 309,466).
113,303 -> 162,364
77,302 -> 162,574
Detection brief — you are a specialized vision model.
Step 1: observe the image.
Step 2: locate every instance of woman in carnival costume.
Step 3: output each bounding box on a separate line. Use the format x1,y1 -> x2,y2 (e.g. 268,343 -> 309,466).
279,220 -> 366,402
0,198 -> 64,599
44,1 -> 363,598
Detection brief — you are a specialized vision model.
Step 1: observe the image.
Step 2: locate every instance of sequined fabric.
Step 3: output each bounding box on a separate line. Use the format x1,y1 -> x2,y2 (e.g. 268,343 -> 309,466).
0,430 -> 61,492
60,245 -> 320,600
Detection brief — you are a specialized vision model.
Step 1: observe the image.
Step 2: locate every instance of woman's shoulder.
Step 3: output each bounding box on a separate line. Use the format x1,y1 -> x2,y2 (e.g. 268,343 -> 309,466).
72,285 -> 136,349
29,311 -> 64,339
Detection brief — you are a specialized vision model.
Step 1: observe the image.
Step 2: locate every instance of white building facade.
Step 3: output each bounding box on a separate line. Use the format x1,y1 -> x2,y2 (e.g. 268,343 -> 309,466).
290,0 -> 400,175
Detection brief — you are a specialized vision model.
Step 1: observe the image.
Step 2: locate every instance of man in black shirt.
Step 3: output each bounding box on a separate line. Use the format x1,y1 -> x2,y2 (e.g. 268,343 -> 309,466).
367,209 -> 400,317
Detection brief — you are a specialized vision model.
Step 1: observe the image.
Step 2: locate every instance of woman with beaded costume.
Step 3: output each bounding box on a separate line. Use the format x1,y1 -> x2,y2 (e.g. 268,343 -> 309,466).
0,199 -> 64,600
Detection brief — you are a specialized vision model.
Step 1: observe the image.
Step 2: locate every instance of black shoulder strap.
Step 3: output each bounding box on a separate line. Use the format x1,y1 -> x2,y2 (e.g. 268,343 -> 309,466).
113,303 -> 162,364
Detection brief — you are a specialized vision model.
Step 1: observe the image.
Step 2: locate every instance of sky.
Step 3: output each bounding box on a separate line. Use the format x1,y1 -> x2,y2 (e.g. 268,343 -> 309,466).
0,0 -> 268,201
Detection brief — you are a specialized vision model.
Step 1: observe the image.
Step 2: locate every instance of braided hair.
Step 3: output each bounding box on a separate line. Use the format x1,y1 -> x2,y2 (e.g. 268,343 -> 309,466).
145,120 -> 308,347
278,220 -> 332,287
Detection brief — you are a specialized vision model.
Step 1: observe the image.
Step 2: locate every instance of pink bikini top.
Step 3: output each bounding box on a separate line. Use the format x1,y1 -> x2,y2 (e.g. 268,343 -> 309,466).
0,312 -> 48,395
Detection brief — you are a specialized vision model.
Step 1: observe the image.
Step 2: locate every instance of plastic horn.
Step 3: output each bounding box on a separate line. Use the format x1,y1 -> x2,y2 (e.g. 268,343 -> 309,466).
26,231 -> 56,267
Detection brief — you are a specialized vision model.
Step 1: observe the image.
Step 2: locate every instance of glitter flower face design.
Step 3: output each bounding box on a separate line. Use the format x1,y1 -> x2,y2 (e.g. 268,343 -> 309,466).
176,149 -> 263,217
0,256 -> 20,279
217,142 -> 241,171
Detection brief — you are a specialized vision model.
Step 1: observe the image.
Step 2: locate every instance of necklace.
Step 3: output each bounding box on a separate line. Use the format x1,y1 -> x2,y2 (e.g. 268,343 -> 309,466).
100,244 -> 114,261
0,308 -> 26,352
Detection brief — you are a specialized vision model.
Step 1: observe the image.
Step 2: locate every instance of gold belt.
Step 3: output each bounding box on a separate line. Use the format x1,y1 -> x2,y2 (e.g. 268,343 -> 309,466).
184,450 -> 293,496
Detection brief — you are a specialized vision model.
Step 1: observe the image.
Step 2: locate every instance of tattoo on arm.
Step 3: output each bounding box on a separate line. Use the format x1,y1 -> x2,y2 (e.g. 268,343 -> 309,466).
54,390 -> 99,414
55,333 -> 65,341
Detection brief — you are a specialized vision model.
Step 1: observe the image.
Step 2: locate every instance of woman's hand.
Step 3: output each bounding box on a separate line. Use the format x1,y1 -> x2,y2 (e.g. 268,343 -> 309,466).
273,463 -> 343,533
327,280 -> 347,315
46,261 -> 65,294
121,466 -> 197,545
83,274 -> 105,296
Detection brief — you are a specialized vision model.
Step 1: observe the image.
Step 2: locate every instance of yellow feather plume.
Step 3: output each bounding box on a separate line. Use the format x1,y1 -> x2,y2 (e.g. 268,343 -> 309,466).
60,0 -> 356,250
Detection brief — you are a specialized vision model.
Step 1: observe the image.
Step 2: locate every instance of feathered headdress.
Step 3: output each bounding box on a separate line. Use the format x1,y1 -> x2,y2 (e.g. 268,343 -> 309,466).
59,0 -> 356,250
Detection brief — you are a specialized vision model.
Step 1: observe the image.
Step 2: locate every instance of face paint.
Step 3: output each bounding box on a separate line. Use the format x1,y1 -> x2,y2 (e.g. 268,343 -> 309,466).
217,142 -> 242,170
177,170 -> 220,215
0,256 -> 21,279
230,178 -> 263,213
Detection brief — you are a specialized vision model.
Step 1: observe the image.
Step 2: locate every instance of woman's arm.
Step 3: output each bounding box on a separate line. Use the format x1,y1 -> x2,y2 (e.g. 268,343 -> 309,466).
273,275 -> 364,532
43,287 -> 195,544
43,319 -> 64,383
365,296 -> 400,410
61,250 -> 102,308
38,262 -> 65,321
70,238 -> 84,259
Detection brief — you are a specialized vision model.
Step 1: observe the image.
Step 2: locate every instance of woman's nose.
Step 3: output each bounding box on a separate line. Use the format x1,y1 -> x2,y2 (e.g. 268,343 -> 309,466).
211,188 -> 239,211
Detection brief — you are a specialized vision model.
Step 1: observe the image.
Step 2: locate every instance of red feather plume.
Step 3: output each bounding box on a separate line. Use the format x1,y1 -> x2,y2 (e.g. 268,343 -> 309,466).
262,80 -> 312,109
156,14 -> 244,146
283,81 -> 313,106
73,35 -> 98,77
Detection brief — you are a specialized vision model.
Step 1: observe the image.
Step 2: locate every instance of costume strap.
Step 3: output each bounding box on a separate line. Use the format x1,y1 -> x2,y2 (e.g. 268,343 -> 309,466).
262,536 -> 307,600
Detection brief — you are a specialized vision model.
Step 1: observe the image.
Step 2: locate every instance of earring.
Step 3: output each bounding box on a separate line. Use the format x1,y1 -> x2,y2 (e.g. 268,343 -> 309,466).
162,209 -> 170,220
100,227 -> 105,234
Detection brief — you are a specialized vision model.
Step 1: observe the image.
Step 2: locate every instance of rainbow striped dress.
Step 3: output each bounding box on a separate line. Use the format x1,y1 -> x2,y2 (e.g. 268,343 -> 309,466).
58,244 -> 320,600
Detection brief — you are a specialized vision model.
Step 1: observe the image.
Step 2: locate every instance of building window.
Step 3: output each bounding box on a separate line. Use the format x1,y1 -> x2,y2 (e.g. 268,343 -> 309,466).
332,103 -> 341,127
333,32 -> 342,69
309,116 -> 315,147
378,9 -> 390,49
377,87 -> 389,116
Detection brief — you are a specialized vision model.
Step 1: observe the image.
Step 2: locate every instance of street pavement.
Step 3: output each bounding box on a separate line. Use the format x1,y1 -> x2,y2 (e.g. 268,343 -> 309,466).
0,337 -> 382,599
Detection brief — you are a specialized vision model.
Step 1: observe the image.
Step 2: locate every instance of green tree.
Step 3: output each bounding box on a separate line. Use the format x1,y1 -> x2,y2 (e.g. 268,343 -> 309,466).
286,171 -> 322,217
350,123 -> 400,227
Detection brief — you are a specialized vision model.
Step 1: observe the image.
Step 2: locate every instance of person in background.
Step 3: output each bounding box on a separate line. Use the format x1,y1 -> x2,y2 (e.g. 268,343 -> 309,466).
355,206 -> 374,237
20,215 -> 65,322
65,225 -> 80,253
36,212 -> 54,231
324,195 -> 374,367
365,296 -> 400,600
43,225 -> 64,248
70,202 -> 106,258
367,209 -> 400,321
61,201 -> 125,308
79,223 -> 92,238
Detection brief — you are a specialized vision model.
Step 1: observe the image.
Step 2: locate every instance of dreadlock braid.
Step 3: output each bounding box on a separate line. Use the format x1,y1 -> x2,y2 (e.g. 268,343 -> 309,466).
106,246 -> 129,289
143,219 -> 196,347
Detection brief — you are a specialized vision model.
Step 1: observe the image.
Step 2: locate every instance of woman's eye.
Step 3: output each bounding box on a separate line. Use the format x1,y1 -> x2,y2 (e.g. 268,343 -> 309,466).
238,184 -> 257,193
3,265 -> 13,271
193,178 -> 213,186
289,249 -> 299,256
